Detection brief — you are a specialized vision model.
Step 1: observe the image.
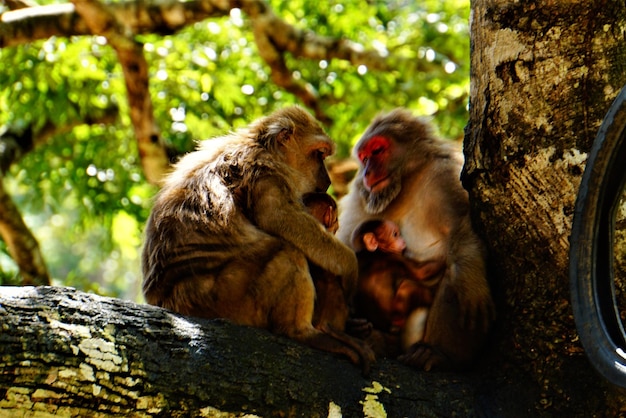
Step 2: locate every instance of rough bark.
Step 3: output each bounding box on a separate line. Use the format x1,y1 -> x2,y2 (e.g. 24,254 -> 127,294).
0,286 -> 523,417
464,0 -> 626,414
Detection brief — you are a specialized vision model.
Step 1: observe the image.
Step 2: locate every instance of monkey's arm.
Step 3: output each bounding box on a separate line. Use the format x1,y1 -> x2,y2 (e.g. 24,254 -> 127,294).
428,174 -> 495,332
252,177 -> 358,287
445,224 -> 495,332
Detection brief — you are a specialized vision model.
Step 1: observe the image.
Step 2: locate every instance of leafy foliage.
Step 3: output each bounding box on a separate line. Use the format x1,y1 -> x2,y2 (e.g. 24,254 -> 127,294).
0,0 -> 470,299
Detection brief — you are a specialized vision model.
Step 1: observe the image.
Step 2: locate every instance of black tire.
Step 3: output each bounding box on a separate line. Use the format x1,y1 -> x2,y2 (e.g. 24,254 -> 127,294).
570,86 -> 626,388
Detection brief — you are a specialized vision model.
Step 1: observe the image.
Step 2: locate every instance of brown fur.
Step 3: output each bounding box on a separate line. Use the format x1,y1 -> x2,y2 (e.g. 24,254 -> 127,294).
303,192 -> 339,234
142,106 -> 374,372
338,108 -> 495,371
302,192 -> 348,332
350,219 -> 443,357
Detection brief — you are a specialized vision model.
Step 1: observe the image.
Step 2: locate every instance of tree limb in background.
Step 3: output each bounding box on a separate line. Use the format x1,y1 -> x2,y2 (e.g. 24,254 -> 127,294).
239,0 -> 388,122
1,0 -> 389,125
71,0 -> 170,185
0,178 -> 49,286
0,103 -> 119,171
0,0 -> 232,47
0,105 -> 119,285
4,0 -> 39,10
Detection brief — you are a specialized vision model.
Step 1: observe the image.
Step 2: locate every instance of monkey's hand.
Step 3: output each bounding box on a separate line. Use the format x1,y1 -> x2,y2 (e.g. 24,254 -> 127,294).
253,178 -> 358,288
447,265 -> 495,332
345,317 -> 373,339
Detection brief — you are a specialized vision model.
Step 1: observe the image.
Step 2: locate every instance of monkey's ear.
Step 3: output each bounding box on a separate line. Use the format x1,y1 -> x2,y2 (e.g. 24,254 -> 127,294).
363,232 -> 379,252
276,128 -> 292,145
323,205 -> 334,228
265,115 -> 294,145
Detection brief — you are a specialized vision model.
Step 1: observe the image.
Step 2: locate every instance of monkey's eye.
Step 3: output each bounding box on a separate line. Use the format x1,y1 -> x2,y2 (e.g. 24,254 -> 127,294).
372,147 -> 385,156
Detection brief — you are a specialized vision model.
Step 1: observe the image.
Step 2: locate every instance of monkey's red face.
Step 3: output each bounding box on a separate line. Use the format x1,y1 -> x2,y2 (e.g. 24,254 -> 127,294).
357,136 -> 392,193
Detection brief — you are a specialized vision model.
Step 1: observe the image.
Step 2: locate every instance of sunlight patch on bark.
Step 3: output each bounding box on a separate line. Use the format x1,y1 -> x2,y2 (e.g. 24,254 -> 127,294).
197,405 -> 261,417
507,146 -> 585,262
328,401 -> 343,417
361,381 -> 391,418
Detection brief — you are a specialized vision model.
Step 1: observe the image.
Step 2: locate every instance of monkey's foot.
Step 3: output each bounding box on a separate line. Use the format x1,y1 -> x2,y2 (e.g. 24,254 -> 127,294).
318,325 -> 376,376
398,342 -> 452,372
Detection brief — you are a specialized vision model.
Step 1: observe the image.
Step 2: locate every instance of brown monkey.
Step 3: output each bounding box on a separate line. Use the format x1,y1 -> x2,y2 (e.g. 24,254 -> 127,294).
350,219 -> 442,356
142,106 -> 374,372
354,218 -> 407,255
355,221 -> 447,282
338,108 -> 495,371
303,192 -> 339,234
302,192 -> 348,332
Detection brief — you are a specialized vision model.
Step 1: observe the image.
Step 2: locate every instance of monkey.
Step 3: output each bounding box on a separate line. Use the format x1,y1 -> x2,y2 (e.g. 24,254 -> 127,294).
301,192 -> 348,332
354,218 -> 407,255
142,106 -> 374,373
302,192 -> 339,234
353,219 -> 445,296
337,108 -> 495,371
350,219 -> 442,357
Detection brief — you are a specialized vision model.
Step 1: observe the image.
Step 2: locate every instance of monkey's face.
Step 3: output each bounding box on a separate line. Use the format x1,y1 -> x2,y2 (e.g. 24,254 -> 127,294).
355,134 -> 402,214
282,133 -> 334,196
263,106 -> 335,197
376,221 -> 406,254
357,135 -> 393,193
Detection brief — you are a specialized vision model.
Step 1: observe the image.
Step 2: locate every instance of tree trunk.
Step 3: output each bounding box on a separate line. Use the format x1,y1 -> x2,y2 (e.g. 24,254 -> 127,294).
464,0 -> 626,414
0,286 -> 521,417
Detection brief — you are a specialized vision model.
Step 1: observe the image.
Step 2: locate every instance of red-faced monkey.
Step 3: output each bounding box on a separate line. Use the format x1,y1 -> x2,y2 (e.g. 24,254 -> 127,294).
142,106 -> 374,373
338,108 -> 495,371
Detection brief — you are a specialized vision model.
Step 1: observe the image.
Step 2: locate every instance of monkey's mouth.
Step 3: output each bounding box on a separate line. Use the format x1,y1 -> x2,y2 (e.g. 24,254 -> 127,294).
365,177 -> 391,193
391,317 -> 406,328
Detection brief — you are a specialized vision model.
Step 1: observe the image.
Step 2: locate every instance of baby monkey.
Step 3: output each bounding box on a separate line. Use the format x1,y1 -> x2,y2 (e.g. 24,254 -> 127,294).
302,192 -> 350,334
352,219 -> 443,355
303,192 -> 339,234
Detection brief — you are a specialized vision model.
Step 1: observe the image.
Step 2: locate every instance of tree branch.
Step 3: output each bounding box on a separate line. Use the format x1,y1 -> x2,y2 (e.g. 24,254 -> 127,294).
0,286 -> 493,416
1,0 -> 390,124
0,0 -> 232,48
0,183 -> 49,286
238,0 -> 387,69
239,0 -> 388,123
4,0 -> 39,10
0,104 -> 119,173
0,106 -> 119,285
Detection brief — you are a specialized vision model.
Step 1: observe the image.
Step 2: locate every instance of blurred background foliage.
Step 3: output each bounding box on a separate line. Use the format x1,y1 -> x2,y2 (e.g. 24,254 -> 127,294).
0,0 -> 470,300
